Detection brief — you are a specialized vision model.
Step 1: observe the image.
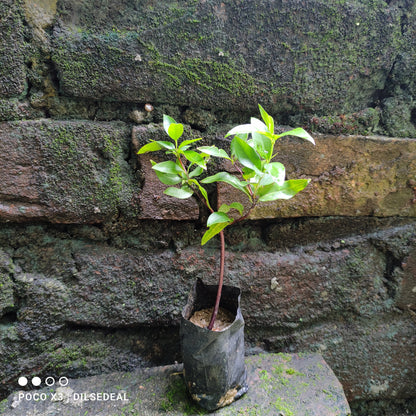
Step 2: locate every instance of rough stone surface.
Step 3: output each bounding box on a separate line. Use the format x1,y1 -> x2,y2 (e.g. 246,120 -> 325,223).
0,0 -> 416,413
261,316 -> 416,404
0,220 -> 414,407
0,120 -> 139,223
396,246 -> 416,311
218,135 -> 416,219
2,353 -> 351,416
132,126 -> 199,220
0,0 -> 26,98
381,1 -> 416,137
51,0 -> 401,117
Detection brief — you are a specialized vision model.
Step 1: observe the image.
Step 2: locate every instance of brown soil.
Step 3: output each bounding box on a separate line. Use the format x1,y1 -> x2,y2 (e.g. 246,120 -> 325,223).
189,307 -> 235,331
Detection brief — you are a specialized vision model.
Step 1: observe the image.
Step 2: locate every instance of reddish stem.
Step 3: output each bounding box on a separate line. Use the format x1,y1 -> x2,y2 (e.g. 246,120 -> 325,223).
207,230 -> 225,330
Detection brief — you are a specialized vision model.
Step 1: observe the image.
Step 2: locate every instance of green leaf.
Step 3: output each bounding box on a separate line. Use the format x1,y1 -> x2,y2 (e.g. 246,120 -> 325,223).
155,141 -> 176,151
154,171 -> 182,185
231,136 -> 262,173
183,150 -> 207,169
241,167 -> 256,180
248,132 -> 272,159
168,123 -> 184,141
225,124 -> 253,137
257,173 -> 275,187
189,166 -> 203,178
201,172 -> 251,198
201,222 -> 231,245
207,212 -> 232,226
256,162 -> 285,188
264,162 -> 285,185
218,202 -> 244,216
258,179 -> 311,201
164,186 -> 193,199
197,145 -> 230,160
163,114 -> 177,135
258,104 -> 274,134
250,117 -> 268,133
137,141 -> 163,154
151,160 -> 182,175
189,179 -> 212,211
179,138 -> 202,149
278,128 -> 315,145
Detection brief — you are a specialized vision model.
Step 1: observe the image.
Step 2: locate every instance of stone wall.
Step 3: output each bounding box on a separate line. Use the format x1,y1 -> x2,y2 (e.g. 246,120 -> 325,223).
0,0 -> 415,414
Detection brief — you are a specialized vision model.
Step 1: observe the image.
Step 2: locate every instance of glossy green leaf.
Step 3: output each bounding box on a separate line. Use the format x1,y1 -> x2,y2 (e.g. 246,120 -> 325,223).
264,162 -> 285,185
197,145 -> 230,159
258,179 -> 311,201
250,117 -> 268,133
218,202 -> 244,216
257,173 -> 275,187
207,212 -> 232,226
248,132 -> 272,159
151,160 -> 183,175
163,114 -> 177,135
241,167 -> 256,180
201,222 -> 231,245
258,104 -> 274,134
231,136 -> 262,173
189,166 -> 203,178
183,150 -> 207,169
168,123 -> 184,141
164,186 -> 193,199
137,141 -> 163,154
157,141 -> 176,151
201,172 -> 250,198
154,171 -> 182,185
189,179 -> 212,211
225,123 -> 253,138
278,128 -> 315,145
179,138 -> 202,149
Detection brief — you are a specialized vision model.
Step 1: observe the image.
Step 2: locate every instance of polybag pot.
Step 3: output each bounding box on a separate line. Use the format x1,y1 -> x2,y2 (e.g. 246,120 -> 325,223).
180,279 -> 248,411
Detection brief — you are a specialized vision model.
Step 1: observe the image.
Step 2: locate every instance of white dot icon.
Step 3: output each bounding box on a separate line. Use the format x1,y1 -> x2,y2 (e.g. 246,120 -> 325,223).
32,377 -> 41,387
18,377 -> 28,387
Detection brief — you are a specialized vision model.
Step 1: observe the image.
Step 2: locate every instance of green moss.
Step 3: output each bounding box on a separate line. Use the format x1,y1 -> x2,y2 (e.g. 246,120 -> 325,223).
34,120 -> 136,219
159,375 -> 207,414
273,397 -> 295,416
0,398 -> 8,414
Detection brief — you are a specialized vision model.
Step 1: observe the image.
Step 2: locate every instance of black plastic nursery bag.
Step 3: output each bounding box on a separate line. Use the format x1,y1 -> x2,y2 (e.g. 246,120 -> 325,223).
180,279 -> 248,411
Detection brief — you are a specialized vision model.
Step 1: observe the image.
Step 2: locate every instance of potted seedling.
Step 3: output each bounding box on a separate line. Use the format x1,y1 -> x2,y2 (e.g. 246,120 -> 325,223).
138,104 -> 315,410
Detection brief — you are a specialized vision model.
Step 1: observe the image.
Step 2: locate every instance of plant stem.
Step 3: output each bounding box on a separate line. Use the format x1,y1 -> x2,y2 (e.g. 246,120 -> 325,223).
207,230 -> 225,330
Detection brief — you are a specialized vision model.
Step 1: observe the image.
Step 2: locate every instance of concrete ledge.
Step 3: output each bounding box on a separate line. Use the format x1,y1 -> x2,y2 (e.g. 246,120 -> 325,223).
3,353 -> 351,415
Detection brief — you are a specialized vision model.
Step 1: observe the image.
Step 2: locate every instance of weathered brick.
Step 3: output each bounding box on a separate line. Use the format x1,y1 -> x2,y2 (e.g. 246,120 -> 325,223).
0,0 -> 26,97
218,135 -> 416,218
0,120 -> 137,223
132,126 -> 199,220
396,246 -> 416,311
52,0 -> 400,115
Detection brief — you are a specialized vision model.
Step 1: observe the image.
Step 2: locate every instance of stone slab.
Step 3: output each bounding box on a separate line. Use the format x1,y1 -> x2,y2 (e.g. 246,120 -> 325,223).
0,1 -> 26,98
396,246 -> 416,311
0,221 -> 414,405
132,125 -> 199,220
0,119 -> 138,223
264,316 -> 416,403
2,353 -> 351,416
52,0 -> 400,115
7,224 -> 413,335
218,135 -> 416,218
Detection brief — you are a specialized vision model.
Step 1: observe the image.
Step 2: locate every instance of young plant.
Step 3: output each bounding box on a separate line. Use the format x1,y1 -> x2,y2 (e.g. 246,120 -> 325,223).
138,104 -> 315,330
